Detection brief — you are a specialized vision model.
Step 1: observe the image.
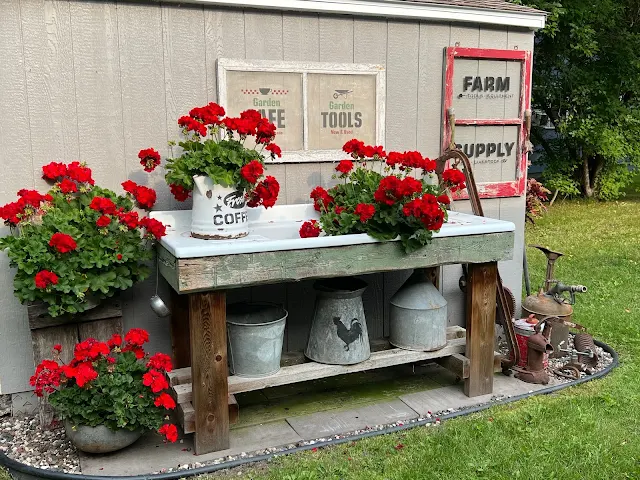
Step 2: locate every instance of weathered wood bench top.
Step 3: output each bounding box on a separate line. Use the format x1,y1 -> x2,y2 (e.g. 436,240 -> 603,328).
151,205 -> 515,293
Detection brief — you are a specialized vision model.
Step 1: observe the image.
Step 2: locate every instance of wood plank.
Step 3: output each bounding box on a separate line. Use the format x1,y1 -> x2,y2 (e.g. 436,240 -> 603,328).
189,291 -> 229,454
31,325 -> 78,426
69,0 -> 126,192
435,353 -> 470,379
172,231 -> 514,293
174,337 -> 466,403
77,318 -> 122,342
20,0 -> 79,189
170,289 -> 191,369
28,297 -> 123,330
464,262 -> 497,397
179,395 -> 238,434
168,326 -> 467,387
386,21 -> 420,151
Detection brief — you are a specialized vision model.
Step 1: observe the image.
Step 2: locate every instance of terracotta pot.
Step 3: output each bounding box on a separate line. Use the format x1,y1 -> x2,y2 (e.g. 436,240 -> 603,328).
191,175 -> 249,239
64,420 -> 142,454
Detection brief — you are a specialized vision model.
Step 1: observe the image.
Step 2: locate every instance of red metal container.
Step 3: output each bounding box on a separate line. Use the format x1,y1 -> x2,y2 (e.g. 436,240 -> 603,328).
510,319 -> 549,369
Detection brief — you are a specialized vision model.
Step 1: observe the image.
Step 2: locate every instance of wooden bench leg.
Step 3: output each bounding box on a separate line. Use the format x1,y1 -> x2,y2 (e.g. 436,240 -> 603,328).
464,262 -> 496,397
189,291 -> 229,454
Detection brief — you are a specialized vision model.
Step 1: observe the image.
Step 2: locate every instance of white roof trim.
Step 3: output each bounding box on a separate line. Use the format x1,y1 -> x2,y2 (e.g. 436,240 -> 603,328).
169,0 -> 546,29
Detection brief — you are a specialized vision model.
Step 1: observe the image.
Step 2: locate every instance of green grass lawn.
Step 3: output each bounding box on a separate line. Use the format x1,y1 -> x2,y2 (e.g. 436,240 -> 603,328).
212,197 -> 640,480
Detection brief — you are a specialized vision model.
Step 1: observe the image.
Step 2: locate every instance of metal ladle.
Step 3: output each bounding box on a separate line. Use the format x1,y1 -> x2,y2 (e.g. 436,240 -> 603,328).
150,255 -> 171,317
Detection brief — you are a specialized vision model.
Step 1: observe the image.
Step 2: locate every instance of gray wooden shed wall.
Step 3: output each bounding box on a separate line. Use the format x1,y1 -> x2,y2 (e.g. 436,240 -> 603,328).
0,0 -> 533,394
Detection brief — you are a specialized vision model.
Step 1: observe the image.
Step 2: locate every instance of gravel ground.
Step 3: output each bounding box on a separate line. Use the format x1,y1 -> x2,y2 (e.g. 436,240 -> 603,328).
0,417 -> 80,473
0,339 -> 614,475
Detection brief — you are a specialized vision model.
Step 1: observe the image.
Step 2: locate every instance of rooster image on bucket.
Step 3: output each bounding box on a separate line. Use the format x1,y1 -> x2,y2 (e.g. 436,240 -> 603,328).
305,277 -> 370,365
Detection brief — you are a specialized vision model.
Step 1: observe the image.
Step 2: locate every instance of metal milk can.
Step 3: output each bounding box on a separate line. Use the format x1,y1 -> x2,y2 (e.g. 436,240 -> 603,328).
305,277 -> 370,365
389,270 -> 448,352
191,175 -> 249,239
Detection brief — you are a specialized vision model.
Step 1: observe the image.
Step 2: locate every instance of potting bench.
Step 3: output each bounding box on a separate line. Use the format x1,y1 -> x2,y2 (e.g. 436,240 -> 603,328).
151,205 -> 514,455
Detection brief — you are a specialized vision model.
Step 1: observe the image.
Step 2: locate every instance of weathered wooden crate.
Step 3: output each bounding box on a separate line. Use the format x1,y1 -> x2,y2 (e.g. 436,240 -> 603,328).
28,296 -> 124,426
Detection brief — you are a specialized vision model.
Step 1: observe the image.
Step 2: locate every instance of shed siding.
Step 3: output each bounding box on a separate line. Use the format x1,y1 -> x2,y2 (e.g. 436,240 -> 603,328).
0,0 -> 532,393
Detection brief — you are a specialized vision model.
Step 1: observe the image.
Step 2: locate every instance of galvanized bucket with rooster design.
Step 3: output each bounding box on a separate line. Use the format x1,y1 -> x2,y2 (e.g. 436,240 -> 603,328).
305,277 -> 370,365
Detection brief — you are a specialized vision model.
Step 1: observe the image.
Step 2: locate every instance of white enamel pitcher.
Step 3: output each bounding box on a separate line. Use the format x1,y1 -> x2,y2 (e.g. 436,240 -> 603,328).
190,175 -> 249,239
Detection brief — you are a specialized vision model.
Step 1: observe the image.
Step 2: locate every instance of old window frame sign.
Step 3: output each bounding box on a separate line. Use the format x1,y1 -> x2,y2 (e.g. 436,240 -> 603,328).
218,58 -> 386,163
442,47 -> 532,198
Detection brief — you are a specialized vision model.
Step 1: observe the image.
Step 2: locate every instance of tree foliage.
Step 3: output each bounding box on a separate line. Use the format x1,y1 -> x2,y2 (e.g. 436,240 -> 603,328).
515,0 -> 640,198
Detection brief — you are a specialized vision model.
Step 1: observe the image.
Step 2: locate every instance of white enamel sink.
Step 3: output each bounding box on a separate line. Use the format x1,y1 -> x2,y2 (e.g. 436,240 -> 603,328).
150,204 -> 515,259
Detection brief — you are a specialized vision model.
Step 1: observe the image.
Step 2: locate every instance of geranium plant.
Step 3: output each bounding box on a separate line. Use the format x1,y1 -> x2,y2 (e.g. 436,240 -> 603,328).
162,102 -> 280,208
30,329 -> 178,442
0,161 -> 166,317
299,139 -> 466,253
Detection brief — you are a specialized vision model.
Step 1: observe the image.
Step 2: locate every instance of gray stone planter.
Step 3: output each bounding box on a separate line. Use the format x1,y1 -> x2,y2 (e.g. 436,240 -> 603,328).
64,420 -> 142,454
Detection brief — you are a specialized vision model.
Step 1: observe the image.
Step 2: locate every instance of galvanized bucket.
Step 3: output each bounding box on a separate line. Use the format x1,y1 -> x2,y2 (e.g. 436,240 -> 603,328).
389,273 -> 448,352
191,175 -> 249,239
305,277 -> 370,365
227,302 -> 287,378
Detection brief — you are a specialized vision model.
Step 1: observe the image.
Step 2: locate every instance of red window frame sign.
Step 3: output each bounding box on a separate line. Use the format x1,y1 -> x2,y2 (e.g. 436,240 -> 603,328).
442,47 -> 532,198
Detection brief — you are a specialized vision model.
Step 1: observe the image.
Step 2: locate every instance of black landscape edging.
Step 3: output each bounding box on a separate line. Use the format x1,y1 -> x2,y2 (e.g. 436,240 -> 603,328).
0,339 -> 619,480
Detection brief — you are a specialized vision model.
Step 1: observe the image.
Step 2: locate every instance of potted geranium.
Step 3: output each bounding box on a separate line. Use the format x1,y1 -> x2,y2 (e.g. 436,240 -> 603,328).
299,139 -> 466,253
30,329 -> 178,453
157,102 -> 281,239
0,161 -> 166,318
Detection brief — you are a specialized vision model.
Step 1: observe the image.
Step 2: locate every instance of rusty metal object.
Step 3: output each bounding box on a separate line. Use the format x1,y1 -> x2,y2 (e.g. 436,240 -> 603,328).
573,333 -> 598,367
554,334 -> 598,377
435,141 -> 519,371
191,230 -> 249,240
529,244 -> 563,291
515,321 -> 554,385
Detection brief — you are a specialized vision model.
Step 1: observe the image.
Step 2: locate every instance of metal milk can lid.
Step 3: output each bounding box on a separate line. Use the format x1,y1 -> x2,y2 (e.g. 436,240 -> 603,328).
390,281 -> 447,311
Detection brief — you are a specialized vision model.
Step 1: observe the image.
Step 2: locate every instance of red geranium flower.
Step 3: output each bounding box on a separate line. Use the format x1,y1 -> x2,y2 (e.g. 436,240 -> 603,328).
34,270 -> 58,289
190,103 -> 225,125
154,392 -> 176,410
122,344 -> 145,359
265,143 -> 282,158
143,369 -> 169,393
74,338 -> 110,362
96,215 -> 111,227
139,217 -> 166,239
335,160 -> 354,175
116,253 -> 123,260
147,353 -> 173,372
53,344 -> 62,352
169,184 -> 190,202
343,139 -> 365,157
355,203 -> 375,222
374,176 -> 402,206
125,328 -> 149,346
398,177 -> 423,197
246,176 -> 280,209
335,206 -> 346,215
42,162 -> 68,180
74,362 -> 98,387
240,160 -> 264,184
89,197 -> 117,215
158,424 -> 178,443
58,178 -> 77,194
133,185 -> 157,210
442,168 -> 466,192
386,152 -> 404,168
0,200 -> 26,225
118,210 -> 139,229
178,116 -> 207,137
299,220 -> 321,238
256,118 -> 276,143
49,232 -> 77,253
437,194 -> 451,205
67,161 -> 94,185
138,148 -> 162,173
121,180 -> 138,195
18,189 -> 49,207
309,186 -> 334,212
107,333 -> 122,348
